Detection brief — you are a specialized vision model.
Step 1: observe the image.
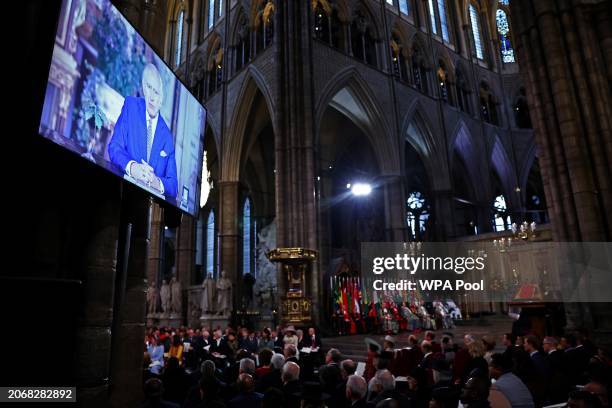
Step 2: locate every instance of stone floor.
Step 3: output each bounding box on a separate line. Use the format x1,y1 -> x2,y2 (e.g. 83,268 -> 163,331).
322,314 -> 513,362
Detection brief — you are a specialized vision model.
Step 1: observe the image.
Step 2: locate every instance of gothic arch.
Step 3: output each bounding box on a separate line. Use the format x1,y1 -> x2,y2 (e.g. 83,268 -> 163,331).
490,135 -> 517,207
223,66 -> 276,181
315,67 -> 398,175
449,120 -> 487,202
400,103 -> 450,190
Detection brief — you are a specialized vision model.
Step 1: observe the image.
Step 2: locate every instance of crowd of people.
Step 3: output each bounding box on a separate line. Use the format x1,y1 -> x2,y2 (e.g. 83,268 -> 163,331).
142,324 -> 611,408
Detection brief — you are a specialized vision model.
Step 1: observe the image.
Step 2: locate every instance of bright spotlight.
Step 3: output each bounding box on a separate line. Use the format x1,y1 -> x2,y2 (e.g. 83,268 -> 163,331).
351,183 -> 372,196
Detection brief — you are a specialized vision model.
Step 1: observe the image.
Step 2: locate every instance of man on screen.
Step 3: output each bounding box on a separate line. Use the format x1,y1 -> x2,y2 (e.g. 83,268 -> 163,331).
108,63 -> 178,200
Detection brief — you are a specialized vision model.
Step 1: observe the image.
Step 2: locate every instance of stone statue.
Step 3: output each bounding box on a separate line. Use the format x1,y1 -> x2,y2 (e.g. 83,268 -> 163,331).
170,276 -> 182,314
201,273 -> 216,314
146,283 -> 158,314
160,279 -> 171,314
216,270 -> 232,316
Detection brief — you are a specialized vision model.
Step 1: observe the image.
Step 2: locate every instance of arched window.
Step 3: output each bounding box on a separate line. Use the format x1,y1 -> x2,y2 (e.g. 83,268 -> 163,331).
514,93 -> 532,128
469,3 -> 484,59
350,9 -> 377,66
391,33 -> 408,81
493,194 -> 510,231
411,44 -> 429,94
437,61 -> 452,104
455,68 -> 471,114
208,0 -> 215,29
242,198 -> 252,276
254,0 -> 275,55
427,0 -> 450,42
407,191 -> 430,240
206,211 -> 216,276
208,43 -> 223,96
175,9 -> 185,67
480,82 -> 498,125
234,16 -> 251,72
496,7 -> 515,63
428,0 -> 438,35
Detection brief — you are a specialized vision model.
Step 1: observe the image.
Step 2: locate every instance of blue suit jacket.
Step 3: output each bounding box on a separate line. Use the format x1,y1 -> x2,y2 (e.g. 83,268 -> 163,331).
108,96 -> 178,200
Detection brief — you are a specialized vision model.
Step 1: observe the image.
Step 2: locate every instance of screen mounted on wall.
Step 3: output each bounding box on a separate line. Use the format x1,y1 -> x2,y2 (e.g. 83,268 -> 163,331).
39,0 -> 206,216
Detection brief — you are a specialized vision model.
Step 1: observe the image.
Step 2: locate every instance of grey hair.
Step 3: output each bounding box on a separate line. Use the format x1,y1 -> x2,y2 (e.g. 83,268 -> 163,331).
347,375 -> 367,400
282,361 -> 300,382
270,353 -> 285,370
239,358 -> 255,375
376,369 -> 395,391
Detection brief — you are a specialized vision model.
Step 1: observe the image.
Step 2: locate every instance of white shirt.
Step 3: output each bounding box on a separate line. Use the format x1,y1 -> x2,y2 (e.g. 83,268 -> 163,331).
126,112 -> 164,193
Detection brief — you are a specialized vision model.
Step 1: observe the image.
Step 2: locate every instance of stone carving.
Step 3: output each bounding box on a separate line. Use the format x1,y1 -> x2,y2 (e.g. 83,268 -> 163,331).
170,276 -> 182,314
160,279 -> 171,314
201,273 -> 216,314
216,270 -> 232,316
146,283 -> 158,314
254,220 -> 277,310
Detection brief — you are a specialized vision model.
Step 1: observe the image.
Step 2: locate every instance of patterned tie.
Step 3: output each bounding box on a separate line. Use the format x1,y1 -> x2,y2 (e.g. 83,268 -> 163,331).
146,117 -> 153,161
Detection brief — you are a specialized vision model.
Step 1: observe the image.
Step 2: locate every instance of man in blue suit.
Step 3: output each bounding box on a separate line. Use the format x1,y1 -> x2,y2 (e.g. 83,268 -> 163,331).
108,63 -> 178,201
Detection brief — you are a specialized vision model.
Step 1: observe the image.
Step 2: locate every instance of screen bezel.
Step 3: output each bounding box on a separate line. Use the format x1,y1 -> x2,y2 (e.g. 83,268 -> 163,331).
37,0 -> 208,217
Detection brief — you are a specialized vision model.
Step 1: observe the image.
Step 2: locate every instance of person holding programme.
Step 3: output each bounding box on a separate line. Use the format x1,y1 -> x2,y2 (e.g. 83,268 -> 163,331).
108,62 -> 178,200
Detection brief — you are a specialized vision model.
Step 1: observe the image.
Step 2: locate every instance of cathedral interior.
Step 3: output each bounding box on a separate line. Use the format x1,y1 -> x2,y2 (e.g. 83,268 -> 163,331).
14,0 -> 612,405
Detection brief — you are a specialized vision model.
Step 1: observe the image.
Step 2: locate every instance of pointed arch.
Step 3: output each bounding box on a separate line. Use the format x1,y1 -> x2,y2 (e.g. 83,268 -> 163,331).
315,67 -> 398,175
449,120 -> 487,201
400,102 -> 449,190
223,66 -> 276,181
490,135 -> 517,206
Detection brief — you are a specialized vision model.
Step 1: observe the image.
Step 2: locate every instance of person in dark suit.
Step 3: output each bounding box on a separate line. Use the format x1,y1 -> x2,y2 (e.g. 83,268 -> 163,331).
366,369 -> 411,408
346,375 -> 368,408
229,373 -> 263,408
108,63 -> 178,200
281,362 -> 302,408
543,336 -> 570,403
524,335 -> 551,405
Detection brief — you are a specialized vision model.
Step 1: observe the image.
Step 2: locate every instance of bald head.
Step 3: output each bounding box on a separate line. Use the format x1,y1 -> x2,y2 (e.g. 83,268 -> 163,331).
237,373 -> 255,393
141,63 -> 163,118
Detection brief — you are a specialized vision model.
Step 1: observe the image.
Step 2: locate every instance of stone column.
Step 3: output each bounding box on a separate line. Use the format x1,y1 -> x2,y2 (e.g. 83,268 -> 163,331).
140,0 -> 168,56
109,194 -> 151,407
175,214 -> 196,323
383,176 -> 407,242
147,204 -> 163,292
511,0 -> 612,242
74,195 -> 121,406
511,0 -> 612,344
275,0 -> 320,324
219,181 -> 240,315
431,189 -> 455,240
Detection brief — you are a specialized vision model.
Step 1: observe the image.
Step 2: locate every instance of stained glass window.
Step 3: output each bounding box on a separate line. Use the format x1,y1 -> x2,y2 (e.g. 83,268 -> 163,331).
438,0 -> 449,42
206,211 -> 215,277
499,0 -> 509,5
208,0 -> 214,28
175,9 -> 184,67
407,191 -> 429,238
218,0 -> 222,17
428,0 -> 438,35
470,4 -> 484,59
493,195 -> 509,231
399,0 -> 409,15
496,9 -> 515,63
243,198 -> 251,275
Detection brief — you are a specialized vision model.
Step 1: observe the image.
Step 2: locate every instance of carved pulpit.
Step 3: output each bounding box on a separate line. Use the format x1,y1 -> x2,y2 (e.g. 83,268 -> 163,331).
268,247 -> 317,325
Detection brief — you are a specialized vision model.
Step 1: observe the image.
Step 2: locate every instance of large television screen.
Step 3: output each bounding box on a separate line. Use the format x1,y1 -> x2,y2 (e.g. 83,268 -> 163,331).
39,0 -> 205,216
